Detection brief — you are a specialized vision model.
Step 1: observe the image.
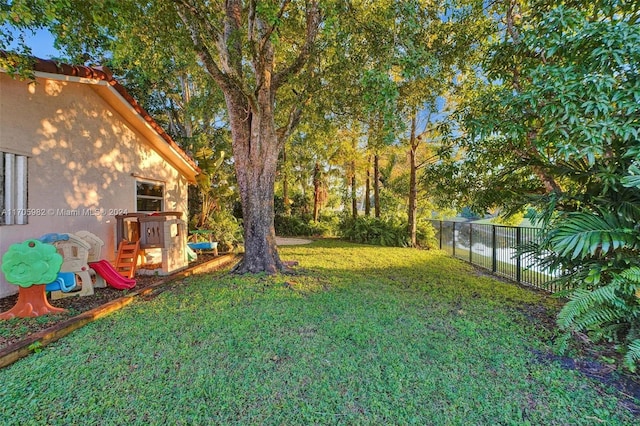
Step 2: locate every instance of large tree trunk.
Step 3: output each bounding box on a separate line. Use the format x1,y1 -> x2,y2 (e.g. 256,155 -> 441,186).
374,153 -> 381,218
408,115 -> 418,247
226,90 -> 284,274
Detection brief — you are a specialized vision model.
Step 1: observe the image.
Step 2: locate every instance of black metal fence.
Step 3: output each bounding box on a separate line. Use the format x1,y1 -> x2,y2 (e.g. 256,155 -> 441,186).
429,220 -> 561,292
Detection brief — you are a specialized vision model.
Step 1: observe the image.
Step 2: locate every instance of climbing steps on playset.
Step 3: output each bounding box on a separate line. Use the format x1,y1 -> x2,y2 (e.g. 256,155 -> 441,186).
114,240 -> 140,279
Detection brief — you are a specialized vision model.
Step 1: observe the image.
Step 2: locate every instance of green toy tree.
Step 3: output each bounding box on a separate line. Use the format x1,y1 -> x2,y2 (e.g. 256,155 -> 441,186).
0,239 -> 65,319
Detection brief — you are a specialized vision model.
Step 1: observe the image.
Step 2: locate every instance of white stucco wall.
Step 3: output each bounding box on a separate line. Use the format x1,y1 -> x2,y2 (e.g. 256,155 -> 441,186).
0,73 -> 189,298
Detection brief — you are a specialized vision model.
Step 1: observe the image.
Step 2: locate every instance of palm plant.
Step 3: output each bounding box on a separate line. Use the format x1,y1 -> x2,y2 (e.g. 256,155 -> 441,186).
531,169 -> 640,371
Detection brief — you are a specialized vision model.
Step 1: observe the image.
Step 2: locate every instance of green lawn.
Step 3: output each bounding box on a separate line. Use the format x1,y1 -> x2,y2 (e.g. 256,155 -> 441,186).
0,240 -> 636,425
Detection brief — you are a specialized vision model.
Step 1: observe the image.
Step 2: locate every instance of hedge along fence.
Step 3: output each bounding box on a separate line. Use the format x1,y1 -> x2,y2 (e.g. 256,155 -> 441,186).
428,220 -> 562,292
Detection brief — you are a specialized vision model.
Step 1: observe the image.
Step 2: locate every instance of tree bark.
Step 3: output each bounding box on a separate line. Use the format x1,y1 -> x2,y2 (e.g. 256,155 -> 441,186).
408,114 -> 418,247
365,156 -> 371,216
282,146 -> 291,216
374,153 -> 381,218
313,161 -> 321,222
226,86 -> 284,274
351,167 -> 358,219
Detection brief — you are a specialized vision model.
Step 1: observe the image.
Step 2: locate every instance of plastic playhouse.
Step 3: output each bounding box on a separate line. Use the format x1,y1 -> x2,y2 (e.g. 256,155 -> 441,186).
115,212 -> 188,276
0,211 -> 188,311
39,231 -> 136,299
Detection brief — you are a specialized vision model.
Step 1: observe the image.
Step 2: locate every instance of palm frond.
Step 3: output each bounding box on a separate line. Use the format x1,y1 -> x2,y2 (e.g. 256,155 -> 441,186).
619,267 -> 640,283
550,212 -> 638,260
621,163 -> 640,189
557,284 -> 624,329
624,339 -> 640,372
571,307 -> 622,332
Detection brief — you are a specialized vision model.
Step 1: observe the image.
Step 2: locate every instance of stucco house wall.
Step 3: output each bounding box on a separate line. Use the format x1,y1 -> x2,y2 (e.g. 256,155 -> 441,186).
0,65 -> 198,298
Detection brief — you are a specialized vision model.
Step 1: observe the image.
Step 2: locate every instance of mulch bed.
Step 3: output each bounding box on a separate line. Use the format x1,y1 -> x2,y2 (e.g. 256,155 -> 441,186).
0,253 -> 221,350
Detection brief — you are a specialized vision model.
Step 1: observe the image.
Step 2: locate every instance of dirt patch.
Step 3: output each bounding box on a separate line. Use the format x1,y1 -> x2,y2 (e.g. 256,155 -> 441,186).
533,349 -> 640,416
276,237 -> 313,245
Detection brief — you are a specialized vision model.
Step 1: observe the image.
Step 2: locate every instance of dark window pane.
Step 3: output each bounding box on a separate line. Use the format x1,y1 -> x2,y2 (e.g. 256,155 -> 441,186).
137,197 -> 163,212
136,182 -> 163,197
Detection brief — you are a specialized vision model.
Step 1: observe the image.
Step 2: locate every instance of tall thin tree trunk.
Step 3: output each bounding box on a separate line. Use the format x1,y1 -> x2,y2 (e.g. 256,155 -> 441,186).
365,155 -> 371,216
313,161 -> 321,222
408,114 -> 418,247
374,153 -> 380,218
180,74 -> 193,138
282,146 -> 291,216
351,167 -> 358,219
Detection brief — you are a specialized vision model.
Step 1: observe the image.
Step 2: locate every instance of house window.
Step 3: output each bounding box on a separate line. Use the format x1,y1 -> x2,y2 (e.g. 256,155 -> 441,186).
0,151 -> 28,225
136,180 -> 164,212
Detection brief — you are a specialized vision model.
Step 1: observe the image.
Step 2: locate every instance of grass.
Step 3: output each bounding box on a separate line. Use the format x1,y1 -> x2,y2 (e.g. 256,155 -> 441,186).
0,240 -> 636,425
451,247 -> 557,289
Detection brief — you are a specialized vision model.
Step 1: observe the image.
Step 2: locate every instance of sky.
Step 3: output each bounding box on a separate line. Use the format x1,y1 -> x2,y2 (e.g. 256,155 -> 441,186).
2,26 -> 61,58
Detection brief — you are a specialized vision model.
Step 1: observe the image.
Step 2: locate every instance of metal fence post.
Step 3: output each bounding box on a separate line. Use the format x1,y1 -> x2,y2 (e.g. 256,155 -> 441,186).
492,225 -> 497,273
516,227 -> 522,283
433,220 -> 554,293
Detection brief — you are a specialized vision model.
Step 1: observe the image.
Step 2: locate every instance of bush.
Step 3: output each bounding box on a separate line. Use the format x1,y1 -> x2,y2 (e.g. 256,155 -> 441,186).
275,215 -> 309,237
274,213 -> 338,237
415,219 -> 438,249
338,216 -> 408,247
197,210 -> 244,252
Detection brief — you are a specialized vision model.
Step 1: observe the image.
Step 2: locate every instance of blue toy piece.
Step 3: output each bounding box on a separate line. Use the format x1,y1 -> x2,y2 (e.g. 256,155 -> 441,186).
188,242 -> 216,250
45,272 -> 77,293
39,233 -> 70,244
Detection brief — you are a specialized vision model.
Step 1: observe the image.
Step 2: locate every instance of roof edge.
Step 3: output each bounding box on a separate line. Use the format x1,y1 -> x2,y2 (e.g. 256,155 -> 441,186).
1,52 -> 201,179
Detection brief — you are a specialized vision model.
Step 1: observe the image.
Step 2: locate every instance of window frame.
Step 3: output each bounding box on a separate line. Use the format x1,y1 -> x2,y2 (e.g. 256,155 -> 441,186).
0,151 -> 28,226
135,179 -> 165,213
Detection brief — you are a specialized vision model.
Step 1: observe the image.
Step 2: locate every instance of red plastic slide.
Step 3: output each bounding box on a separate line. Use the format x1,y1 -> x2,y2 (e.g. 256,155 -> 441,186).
89,260 -> 136,290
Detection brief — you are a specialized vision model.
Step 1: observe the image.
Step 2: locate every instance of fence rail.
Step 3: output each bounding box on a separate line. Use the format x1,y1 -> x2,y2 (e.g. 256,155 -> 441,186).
429,220 -> 561,292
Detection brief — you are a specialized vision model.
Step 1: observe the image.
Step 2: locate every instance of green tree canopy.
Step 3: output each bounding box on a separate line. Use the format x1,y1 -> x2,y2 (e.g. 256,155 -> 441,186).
428,0 -> 640,369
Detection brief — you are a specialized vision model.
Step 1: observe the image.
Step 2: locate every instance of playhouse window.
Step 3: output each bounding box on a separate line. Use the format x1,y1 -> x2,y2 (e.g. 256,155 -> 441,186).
136,180 -> 164,212
0,151 -> 28,225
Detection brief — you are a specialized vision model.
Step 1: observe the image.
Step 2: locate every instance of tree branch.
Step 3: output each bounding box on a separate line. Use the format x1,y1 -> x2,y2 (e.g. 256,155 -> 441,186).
223,0 -> 244,78
247,0 -> 259,65
174,0 -> 257,112
276,101 -> 304,148
272,0 -> 321,91
173,2 -> 229,89
416,154 -> 439,170
259,0 -> 291,56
